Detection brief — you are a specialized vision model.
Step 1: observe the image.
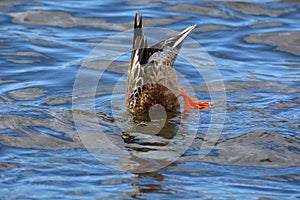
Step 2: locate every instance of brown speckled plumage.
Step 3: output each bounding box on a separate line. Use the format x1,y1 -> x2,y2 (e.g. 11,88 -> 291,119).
126,11 -> 195,114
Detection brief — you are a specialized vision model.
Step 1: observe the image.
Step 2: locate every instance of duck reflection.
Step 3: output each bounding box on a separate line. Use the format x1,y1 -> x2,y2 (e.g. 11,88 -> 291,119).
122,108 -> 180,143
94,102 -> 197,174
122,103 -> 181,148
119,105 -> 185,173
124,170 -> 174,198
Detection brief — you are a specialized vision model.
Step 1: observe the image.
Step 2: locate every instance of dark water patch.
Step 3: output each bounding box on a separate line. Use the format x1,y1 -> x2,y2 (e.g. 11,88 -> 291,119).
0,162 -> 22,170
45,96 -> 71,106
221,2 -> 296,17
0,129 -> 81,150
9,10 -> 112,29
164,3 -> 230,19
8,88 -> 46,100
7,9 -> 190,31
0,94 -> 14,105
30,38 -> 62,47
0,51 -> 46,57
245,31 -> 300,56
182,130 -> 300,168
81,61 -> 128,74
0,0 -> 22,12
251,22 -> 284,28
6,58 -> 40,64
195,24 -> 231,32
0,111 -> 82,149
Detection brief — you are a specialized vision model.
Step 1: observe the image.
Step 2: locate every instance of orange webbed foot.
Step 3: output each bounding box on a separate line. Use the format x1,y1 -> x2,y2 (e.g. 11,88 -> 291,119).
180,87 -> 213,112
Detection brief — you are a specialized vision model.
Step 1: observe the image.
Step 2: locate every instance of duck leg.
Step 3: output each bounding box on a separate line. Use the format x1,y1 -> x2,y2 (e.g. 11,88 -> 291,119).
180,87 -> 213,112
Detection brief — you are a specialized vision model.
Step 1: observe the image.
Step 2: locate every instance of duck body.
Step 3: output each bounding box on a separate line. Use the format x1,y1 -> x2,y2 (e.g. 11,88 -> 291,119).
126,11 -> 195,114
127,45 -> 181,113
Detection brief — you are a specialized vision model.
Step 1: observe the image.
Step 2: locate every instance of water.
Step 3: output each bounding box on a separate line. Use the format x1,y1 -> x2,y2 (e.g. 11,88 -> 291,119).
1,0 -> 300,199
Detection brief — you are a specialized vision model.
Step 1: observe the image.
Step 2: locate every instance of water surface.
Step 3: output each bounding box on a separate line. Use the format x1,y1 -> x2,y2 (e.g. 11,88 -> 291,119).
0,0 -> 300,199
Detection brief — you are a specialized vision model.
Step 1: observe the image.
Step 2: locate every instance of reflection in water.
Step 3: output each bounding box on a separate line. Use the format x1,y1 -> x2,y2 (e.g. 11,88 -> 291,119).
120,110 -> 182,172
125,171 -> 169,198
105,106 -> 197,173
123,110 -> 180,142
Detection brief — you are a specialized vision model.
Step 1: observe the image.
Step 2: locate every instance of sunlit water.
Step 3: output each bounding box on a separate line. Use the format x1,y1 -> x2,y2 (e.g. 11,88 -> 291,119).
1,0 -> 300,199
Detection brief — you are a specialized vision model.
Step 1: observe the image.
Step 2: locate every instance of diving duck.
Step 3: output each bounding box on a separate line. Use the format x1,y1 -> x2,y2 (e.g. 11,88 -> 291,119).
126,11 -> 212,114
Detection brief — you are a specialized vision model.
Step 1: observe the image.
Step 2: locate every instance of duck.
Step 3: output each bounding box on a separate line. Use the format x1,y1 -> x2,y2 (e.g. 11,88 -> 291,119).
126,10 -> 212,114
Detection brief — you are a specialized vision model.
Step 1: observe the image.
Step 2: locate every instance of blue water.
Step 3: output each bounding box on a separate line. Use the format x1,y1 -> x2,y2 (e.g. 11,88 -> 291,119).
1,0 -> 300,199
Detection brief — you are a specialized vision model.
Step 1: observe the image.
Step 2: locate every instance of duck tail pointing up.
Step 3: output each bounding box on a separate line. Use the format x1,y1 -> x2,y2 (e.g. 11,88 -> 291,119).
134,10 -> 142,29
133,10 -> 144,48
171,25 -> 196,49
